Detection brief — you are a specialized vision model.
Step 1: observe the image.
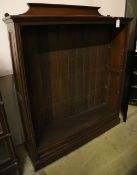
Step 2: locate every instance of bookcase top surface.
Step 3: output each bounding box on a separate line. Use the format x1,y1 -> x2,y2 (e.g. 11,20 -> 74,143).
3,3 -> 132,24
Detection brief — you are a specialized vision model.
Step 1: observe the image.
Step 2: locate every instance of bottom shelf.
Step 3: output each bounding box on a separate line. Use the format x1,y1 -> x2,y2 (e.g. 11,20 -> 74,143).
37,105 -> 118,154
30,105 -> 120,170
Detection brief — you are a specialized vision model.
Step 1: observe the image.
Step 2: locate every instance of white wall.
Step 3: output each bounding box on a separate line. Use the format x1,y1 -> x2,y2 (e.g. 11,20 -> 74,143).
0,0 -> 126,77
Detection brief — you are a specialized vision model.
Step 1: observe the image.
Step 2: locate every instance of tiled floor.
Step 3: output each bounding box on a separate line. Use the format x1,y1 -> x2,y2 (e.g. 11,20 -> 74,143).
17,105 -> 137,175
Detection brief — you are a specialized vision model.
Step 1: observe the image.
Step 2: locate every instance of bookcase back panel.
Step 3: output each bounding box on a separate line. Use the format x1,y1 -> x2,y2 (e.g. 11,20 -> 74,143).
21,24 -> 112,135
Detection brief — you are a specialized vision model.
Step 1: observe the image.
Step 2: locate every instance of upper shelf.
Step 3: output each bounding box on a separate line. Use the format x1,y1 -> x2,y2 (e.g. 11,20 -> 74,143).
3,3 -> 132,24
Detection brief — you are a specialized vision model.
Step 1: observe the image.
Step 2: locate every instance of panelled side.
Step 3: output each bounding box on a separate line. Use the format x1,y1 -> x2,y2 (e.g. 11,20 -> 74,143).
7,22 -> 37,160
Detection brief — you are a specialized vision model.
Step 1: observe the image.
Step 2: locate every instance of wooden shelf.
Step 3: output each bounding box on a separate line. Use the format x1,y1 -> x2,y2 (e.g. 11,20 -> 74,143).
37,105 -> 117,154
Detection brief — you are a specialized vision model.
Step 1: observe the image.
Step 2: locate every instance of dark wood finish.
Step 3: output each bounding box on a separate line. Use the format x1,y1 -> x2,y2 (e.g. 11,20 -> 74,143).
3,3 -> 132,171
0,123 -> 2,135
0,95 -> 9,137
129,52 -> 137,104
22,3 -> 101,16
0,93 -> 19,175
121,0 -> 137,120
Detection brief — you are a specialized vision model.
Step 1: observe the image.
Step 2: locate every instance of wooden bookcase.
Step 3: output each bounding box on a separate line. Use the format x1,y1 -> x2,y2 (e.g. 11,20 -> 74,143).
4,3 -> 132,170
